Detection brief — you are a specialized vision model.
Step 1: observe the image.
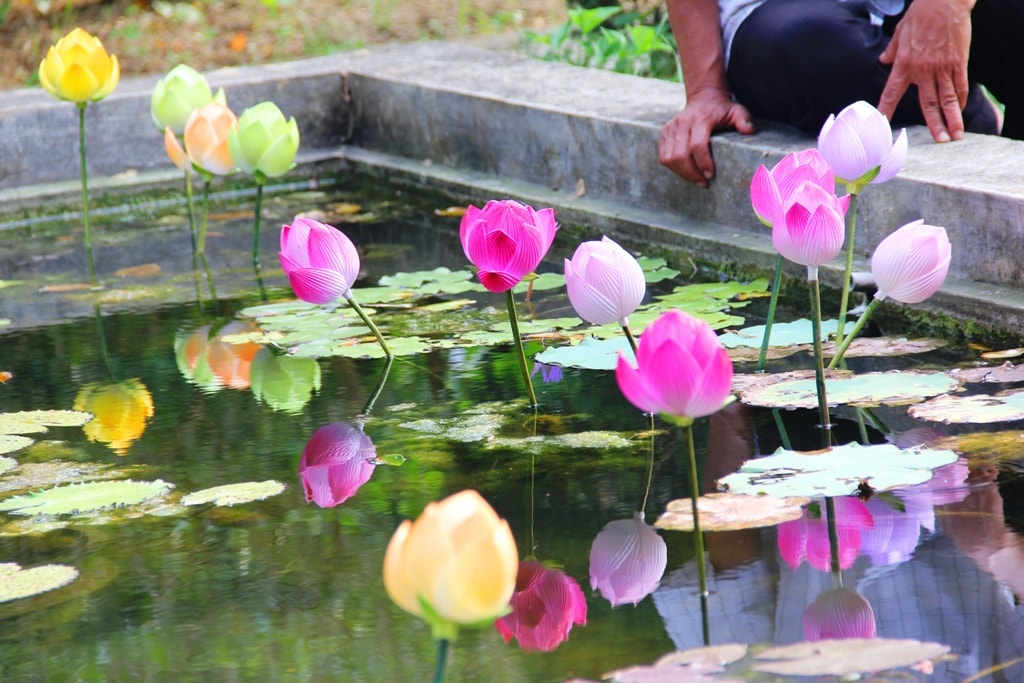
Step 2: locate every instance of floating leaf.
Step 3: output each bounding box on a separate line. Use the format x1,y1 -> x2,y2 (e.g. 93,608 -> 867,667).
0,563 -> 79,603
718,442 -> 959,498
908,389 -> 1024,424
0,436 -> 33,457
656,492 -> 810,531
113,263 -> 161,279
822,336 -> 947,358
180,480 -> 286,507
0,461 -> 133,495
534,336 -> 633,371
980,347 -> 1024,360
719,318 -> 839,348
752,638 -> 950,676
738,370 -> 960,409
0,480 -> 173,516
951,361 -> 1024,384
0,410 -> 93,434
608,644 -> 748,682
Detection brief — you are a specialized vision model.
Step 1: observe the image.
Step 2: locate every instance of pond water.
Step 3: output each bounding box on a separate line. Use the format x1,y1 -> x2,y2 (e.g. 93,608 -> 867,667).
0,176 -> 1022,682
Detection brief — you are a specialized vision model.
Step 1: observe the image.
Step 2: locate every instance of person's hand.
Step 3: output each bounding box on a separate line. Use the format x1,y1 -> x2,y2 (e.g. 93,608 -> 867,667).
659,89 -> 756,188
877,0 -> 974,142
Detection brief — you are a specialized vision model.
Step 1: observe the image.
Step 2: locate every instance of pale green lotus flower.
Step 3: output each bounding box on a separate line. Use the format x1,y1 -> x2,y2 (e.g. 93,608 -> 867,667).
150,64 -> 225,135
228,101 -> 300,182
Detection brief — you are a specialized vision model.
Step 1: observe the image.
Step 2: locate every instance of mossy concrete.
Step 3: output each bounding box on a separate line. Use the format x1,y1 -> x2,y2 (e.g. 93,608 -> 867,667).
2,41 -> 1023,336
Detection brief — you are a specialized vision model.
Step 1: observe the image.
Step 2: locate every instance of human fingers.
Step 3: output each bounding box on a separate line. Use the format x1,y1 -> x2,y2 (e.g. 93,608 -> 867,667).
659,121 -> 710,187
877,67 -> 910,121
937,70 -> 965,140
916,76 -> 952,142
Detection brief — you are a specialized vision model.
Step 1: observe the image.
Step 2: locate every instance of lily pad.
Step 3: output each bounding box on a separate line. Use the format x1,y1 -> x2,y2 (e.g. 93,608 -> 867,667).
534,336 -> 634,371
0,461 -> 133,495
608,644 -> 748,682
717,442 -> 959,498
751,638 -> 950,676
656,492 -> 810,531
0,562 -> 79,603
0,479 -> 173,516
0,437 -> 31,457
719,318 -> 839,348
950,361 -> 1024,384
0,410 -> 93,434
823,336 -> 947,359
738,370 -> 960,409
908,389 -> 1024,423
180,480 -> 287,507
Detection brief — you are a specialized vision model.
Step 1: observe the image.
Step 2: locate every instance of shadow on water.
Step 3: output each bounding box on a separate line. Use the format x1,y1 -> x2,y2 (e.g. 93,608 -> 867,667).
0,176 -> 1022,682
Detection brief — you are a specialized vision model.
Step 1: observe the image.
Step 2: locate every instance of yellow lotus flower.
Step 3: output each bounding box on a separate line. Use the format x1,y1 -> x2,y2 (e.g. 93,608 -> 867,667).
73,379 -> 155,455
38,28 -> 120,104
383,489 -> 518,640
164,101 -> 238,177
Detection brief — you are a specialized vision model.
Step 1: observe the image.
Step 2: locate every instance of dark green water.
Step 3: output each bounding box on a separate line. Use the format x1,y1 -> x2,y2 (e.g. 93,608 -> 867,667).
0,177 -> 1022,682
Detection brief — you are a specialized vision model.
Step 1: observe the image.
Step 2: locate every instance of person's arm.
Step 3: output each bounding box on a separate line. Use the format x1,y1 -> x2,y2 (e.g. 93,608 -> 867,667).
877,0 -> 974,142
659,0 -> 756,188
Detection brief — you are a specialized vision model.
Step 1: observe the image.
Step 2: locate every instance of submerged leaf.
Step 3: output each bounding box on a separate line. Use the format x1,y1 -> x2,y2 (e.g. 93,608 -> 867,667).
717,442 -> 959,498
0,563 -> 79,603
180,480 -> 286,506
752,638 -> 950,676
0,480 -> 173,516
656,492 -> 810,531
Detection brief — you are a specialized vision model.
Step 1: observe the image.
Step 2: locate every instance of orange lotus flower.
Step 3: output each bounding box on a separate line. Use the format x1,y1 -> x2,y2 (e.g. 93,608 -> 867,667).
164,101 -> 237,178
73,379 -> 155,455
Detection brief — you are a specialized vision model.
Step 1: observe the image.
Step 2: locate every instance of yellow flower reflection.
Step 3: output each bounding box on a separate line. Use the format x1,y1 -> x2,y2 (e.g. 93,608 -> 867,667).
73,379 -> 154,455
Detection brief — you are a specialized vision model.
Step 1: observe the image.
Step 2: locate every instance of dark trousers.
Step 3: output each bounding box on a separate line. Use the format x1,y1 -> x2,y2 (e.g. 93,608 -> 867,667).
727,0 -> 1024,138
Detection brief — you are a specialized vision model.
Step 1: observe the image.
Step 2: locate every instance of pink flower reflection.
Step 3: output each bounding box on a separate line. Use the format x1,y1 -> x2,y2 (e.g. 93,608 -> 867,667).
589,512 -> 667,606
495,561 -> 587,652
803,587 -> 876,641
777,498 -> 873,572
298,422 -> 376,508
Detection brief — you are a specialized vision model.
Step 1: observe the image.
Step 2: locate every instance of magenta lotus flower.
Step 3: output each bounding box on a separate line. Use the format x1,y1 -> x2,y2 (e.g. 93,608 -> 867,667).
750,148 -> 836,227
494,561 -> 588,652
589,513 -> 667,607
615,309 -> 733,421
460,199 -> 559,292
279,217 -> 360,304
818,100 -> 908,188
870,220 -> 951,304
298,422 -> 377,508
803,588 -> 876,641
777,497 -> 873,572
772,180 -> 848,271
564,236 -> 646,326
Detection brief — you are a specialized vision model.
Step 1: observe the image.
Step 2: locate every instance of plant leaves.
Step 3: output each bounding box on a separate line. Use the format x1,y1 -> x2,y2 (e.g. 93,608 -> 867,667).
655,492 -> 810,531
0,480 -> 173,516
607,643 -> 748,682
180,480 -> 286,507
0,410 -> 93,435
719,319 -> 839,348
717,442 -> 959,498
951,361 -> 1024,384
738,370 -> 960,409
908,389 -> 1024,424
0,563 -> 79,603
752,638 -> 950,676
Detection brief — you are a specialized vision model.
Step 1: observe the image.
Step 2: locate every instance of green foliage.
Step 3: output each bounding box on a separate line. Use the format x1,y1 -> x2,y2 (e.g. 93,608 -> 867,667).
524,4 -> 680,81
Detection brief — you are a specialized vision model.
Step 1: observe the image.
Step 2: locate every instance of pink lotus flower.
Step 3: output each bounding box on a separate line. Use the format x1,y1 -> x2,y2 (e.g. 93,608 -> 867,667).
870,220 -> 951,304
589,513 -> 667,606
298,422 -> 377,508
495,561 -> 588,652
460,199 -> 559,292
750,148 -> 837,227
279,217 -> 360,304
164,101 -> 238,177
859,494 -> 934,566
777,497 -> 873,572
772,180 -> 847,271
564,236 -> 646,326
803,587 -> 876,641
615,310 -> 733,421
818,100 -> 908,188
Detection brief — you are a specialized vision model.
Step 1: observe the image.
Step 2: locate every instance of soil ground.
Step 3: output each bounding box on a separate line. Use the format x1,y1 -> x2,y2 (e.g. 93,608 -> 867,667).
0,0 -> 566,90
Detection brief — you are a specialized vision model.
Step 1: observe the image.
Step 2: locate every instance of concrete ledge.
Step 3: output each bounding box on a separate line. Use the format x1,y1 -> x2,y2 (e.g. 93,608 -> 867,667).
2,42 -> 1023,333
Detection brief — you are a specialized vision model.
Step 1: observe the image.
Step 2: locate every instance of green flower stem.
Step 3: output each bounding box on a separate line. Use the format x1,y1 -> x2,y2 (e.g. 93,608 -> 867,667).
197,178 -> 212,255
360,355 -> 393,416
683,423 -> 710,646
808,272 -> 832,436
622,323 -> 639,358
346,294 -> 392,359
858,406 -> 890,435
825,496 -> 843,588
505,289 -> 538,408
638,414 -> 655,513
827,297 -> 880,369
835,190 -> 860,345
771,409 -> 792,450
77,104 -> 97,286
433,638 -> 451,683
184,169 -> 197,256
251,182 -> 264,267
198,253 -> 218,302
756,253 -> 784,372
